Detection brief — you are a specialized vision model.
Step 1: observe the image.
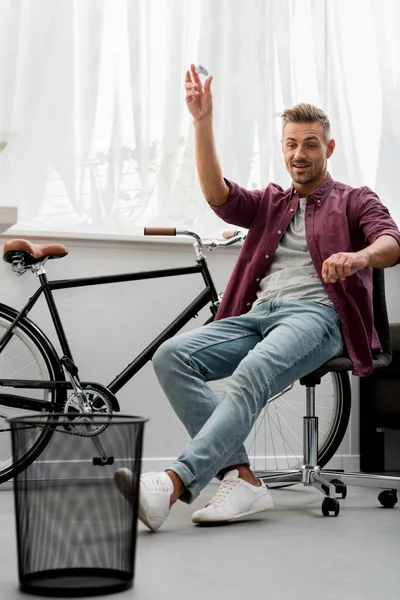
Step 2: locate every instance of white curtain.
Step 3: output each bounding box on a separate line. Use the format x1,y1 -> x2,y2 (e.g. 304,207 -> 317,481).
0,0 -> 399,238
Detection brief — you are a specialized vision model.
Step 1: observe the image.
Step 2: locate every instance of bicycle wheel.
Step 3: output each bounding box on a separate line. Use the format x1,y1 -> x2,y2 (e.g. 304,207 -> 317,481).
0,304 -> 65,483
210,370 -> 351,472
247,371 -> 351,472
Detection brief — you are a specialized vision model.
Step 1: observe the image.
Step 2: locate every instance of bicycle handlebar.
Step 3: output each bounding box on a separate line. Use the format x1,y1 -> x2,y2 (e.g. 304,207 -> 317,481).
222,230 -> 242,240
144,227 -> 176,237
143,227 -> 246,248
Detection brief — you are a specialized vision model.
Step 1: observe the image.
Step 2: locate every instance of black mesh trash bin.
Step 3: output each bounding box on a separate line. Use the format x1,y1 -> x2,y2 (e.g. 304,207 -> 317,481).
8,413 -> 147,597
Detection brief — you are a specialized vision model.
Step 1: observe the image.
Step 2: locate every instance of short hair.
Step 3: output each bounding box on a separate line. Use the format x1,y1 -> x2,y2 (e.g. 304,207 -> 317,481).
281,103 -> 331,142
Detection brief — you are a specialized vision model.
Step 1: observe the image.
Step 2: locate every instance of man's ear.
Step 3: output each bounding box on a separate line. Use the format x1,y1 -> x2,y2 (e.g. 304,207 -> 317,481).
327,138 -> 335,158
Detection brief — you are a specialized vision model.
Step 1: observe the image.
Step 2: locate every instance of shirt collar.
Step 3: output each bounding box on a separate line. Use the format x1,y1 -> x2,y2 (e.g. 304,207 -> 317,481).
290,172 -> 334,205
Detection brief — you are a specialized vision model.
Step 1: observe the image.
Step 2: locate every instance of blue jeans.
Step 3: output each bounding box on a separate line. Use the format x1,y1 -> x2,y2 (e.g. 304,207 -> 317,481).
152,299 -> 344,503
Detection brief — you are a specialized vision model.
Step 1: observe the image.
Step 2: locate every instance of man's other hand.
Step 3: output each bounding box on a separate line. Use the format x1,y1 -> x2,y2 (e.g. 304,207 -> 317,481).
321,252 -> 369,283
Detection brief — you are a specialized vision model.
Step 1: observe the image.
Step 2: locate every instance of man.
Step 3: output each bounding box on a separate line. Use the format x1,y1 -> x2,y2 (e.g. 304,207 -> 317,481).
115,64 -> 400,532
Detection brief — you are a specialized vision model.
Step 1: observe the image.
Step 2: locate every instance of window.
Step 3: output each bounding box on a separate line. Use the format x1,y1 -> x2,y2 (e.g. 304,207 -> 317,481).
0,0 -> 398,238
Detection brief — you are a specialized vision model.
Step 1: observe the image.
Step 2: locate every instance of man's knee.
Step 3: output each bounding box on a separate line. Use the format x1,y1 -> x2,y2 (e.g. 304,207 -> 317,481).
152,336 -> 183,375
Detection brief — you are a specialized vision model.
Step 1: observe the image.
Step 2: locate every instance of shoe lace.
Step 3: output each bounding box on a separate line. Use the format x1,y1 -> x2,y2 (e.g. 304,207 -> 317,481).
206,479 -> 238,507
143,473 -> 171,493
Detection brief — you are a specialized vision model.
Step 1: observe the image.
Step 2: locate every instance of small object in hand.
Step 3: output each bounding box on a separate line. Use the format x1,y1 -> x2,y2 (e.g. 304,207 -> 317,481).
195,64 -> 209,77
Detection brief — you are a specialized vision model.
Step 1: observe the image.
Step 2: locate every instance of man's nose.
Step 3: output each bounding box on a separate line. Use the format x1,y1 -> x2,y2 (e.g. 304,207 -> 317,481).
294,147 -> 307,161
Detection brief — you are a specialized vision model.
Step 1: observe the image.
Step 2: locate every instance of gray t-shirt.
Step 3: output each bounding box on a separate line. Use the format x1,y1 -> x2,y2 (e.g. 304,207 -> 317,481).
254,198 -> 333,307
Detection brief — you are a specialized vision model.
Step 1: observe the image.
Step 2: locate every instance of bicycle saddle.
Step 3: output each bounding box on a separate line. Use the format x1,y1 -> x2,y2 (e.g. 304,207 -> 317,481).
3,238 -> 68,266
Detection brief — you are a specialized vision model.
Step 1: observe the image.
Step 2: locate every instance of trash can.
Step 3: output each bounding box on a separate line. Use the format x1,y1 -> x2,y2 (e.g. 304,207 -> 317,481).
8,413 -> 147,597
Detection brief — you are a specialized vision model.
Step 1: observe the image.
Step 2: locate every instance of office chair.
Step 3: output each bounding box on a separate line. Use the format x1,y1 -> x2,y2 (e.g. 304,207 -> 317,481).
258,268 -> 400,516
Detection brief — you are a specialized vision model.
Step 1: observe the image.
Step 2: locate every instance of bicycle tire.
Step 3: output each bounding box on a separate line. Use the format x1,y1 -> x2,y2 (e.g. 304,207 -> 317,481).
314,370 -> 351,466
247,370 -> 351,475
0,303 -> 66,483
205,370 -> 352,476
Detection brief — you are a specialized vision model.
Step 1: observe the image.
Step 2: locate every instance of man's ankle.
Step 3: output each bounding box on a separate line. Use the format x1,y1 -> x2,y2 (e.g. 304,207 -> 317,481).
223,464 -> 261,487
165,470 -> 185,505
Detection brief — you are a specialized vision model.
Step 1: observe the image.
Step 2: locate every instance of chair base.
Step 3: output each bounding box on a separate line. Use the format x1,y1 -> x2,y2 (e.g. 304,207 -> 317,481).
256,467 -> 400,516
255,399 -> 400,516
257,468 -> 400,492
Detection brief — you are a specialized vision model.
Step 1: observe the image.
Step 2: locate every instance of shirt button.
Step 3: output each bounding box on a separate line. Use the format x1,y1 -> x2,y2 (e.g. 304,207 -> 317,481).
317,200 -> 320,204
278,230 -> 282,234
265,254 -> 270,259
246,302 -> 251,307
290,208 -> 294,212
256,278 -> 260,282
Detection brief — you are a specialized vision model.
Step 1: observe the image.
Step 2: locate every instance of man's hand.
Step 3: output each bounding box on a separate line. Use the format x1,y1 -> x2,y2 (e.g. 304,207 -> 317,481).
321,252 -> 369,283
185,64 -> 213,121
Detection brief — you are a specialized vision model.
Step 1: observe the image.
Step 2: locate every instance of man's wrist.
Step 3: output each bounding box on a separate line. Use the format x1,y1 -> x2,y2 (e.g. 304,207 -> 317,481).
193,114 -> 213,128
357,248 -> 371,267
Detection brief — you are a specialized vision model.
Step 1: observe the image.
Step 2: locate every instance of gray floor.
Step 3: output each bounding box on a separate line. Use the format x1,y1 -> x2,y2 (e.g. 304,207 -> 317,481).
0,483 -> 399,600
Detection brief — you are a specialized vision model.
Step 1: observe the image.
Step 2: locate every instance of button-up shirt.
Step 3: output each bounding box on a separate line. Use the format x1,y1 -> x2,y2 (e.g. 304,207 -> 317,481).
211,173 -> 400,376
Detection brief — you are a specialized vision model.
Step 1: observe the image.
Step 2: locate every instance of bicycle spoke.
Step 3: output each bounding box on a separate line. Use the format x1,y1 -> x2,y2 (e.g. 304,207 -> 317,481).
247,372 -> 348,473
267,410 -> 278,470
0,317 -> 56,481
269,406 -> 303,462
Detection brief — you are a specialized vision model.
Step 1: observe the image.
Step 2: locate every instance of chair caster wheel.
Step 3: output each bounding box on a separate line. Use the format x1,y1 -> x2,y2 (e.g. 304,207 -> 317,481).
322,497 -> 340,517
378,489 -> 398,508
331,478 -> 347,499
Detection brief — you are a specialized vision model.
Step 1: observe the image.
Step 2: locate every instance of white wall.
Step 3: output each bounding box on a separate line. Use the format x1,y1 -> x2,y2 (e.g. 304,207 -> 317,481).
1,233 -> 400,473
0,234 -> 238,471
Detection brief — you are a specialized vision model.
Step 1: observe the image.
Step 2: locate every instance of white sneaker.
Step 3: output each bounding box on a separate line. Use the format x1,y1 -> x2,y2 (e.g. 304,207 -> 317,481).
114,469 -> 173,532
114,467 -> 136,503
191,469 -> 273,524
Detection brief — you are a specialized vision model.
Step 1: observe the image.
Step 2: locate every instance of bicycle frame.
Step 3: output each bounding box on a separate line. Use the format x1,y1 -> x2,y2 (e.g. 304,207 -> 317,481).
0,254 -> 220,397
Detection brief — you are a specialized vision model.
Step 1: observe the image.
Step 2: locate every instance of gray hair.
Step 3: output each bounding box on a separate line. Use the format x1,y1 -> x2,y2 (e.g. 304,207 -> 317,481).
281,103 -> 331,142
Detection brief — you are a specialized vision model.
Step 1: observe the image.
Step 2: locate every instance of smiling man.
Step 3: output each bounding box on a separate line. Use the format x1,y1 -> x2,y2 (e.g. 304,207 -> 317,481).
115,65 -> 400,532
283,117 -> 335,193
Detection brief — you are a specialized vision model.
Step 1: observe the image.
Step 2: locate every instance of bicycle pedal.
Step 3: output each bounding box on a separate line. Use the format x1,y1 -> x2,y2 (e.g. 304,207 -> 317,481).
92,456 -> 114,466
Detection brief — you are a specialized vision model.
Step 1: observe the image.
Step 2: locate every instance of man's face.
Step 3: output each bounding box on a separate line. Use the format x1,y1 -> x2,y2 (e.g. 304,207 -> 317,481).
282,122 -> 335,192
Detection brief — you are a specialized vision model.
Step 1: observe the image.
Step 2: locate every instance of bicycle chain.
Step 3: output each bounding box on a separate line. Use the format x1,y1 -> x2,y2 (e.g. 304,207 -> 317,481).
57,415 -> 111,437
0,415 -> 109,437
0,384 -> 115,436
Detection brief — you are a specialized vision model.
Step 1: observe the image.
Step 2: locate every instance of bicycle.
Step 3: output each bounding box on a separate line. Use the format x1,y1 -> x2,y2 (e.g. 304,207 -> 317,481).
0,228 -> 351,483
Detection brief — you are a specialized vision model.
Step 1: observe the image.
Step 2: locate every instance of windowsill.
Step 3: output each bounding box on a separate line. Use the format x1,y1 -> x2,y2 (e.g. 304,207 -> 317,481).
0,207 -> 18,233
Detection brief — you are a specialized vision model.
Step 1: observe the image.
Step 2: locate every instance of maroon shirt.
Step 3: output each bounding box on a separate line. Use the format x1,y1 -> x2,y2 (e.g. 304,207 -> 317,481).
211,173 -> 400,376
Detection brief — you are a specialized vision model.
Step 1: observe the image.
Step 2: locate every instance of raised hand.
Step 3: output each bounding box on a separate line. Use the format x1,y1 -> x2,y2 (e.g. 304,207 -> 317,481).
185,63 -> 213,121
